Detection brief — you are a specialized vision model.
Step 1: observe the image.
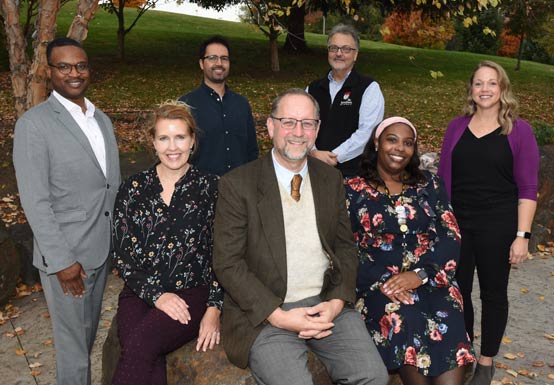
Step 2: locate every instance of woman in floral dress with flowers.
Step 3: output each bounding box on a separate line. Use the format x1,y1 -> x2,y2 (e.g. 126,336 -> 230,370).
345,117 -> 475,385
111,101 -> 223,385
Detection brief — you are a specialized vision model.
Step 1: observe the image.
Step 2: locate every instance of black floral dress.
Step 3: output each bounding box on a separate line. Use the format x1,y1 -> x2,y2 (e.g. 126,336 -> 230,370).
345,172 -> 475,376
112,165 -> 223,310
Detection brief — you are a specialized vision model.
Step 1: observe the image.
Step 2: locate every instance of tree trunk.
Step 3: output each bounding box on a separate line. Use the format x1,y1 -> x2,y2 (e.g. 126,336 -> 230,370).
515,30 -> 525,71
269,34 -> 279,72
26,0 -> 60,109
67,0 -> 99,42
284,3 -> 307,53
117,27 -> 125,61
116,2 -> 125,61
0,0 -> 29,117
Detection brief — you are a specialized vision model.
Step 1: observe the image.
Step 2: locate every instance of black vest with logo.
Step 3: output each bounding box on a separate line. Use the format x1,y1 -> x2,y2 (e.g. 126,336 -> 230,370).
308,69 -> 375,177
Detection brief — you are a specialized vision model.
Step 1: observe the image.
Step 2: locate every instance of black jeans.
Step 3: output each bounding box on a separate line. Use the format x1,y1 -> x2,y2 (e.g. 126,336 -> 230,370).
455,208 -> 517,357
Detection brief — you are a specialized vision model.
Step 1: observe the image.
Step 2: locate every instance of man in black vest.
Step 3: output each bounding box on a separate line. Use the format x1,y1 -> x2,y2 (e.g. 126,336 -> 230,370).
308,24 -> 384,177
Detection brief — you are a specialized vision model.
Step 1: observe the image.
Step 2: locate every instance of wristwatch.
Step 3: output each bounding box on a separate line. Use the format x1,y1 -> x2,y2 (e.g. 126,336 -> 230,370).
516,231 -> 532,239
413,268 -> 428,284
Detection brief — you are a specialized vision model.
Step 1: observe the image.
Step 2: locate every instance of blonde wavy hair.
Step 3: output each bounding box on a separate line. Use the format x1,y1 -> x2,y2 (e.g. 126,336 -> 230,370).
147,100 -> 199,155
464,60 -> 519,135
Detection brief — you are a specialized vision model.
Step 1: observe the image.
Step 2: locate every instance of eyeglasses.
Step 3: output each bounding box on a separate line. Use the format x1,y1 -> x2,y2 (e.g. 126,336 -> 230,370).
202,55 -> 230,63
271,117 -> 320,131
48,62 -> 90,74
328,45 -> 357,54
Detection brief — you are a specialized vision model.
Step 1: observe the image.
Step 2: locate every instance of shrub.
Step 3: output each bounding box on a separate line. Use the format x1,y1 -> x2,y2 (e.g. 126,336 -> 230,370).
381,10 -> 454,50
498,29 -> 520,58
533,121 -> 554,146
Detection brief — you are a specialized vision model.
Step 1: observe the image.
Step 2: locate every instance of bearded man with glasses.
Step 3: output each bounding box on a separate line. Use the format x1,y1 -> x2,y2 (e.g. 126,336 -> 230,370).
179,36 -> 259,176
307,23 -> 384,178
13,37 -> 120,385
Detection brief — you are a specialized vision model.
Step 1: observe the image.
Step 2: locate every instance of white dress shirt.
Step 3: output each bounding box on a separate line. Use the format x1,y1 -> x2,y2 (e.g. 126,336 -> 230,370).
271,149 -> 309,195
53,91 -> 107,177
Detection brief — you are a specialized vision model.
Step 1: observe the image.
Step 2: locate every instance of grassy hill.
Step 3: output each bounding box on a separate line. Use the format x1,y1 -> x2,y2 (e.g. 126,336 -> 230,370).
1,3 -> 553,149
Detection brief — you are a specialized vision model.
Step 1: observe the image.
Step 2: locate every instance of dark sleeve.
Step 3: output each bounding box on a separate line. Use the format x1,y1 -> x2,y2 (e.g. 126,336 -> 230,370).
416,175 -> 461,289
112,180 -> 165,307
345,184 -> 390,296
245,102 -> 259,162
205,178 -> 224,310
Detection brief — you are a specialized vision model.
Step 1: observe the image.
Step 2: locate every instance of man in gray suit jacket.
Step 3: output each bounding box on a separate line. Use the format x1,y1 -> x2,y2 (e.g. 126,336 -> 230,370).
213,88 -> 387,385
13,37 -> 120,385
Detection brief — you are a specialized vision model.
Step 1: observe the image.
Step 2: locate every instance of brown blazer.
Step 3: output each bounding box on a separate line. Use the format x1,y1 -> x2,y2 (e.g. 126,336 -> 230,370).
213,152 -> 358,368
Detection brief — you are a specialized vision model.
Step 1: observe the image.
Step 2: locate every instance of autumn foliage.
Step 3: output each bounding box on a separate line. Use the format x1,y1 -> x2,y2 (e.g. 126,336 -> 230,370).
498,29 -> 521,58
381,10 -> 455,50
110,0 -> 147,8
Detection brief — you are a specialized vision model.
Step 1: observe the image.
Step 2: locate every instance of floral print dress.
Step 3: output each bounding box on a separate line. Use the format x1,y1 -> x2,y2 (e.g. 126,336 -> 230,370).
345,172 -> 475,376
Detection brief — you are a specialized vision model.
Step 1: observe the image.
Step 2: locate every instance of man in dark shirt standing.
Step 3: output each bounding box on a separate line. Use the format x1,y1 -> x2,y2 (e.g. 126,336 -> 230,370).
179,36 -> 259,175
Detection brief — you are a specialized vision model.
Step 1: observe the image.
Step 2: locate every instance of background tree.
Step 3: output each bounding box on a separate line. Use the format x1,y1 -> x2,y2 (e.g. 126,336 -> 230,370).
101,0 -> 160,61
503,0 -> 554,70
0,0 -> 98,117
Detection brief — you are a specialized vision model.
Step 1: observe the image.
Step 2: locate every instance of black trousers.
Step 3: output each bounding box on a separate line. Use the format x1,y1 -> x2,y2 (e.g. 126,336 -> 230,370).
455,208 -> 517,357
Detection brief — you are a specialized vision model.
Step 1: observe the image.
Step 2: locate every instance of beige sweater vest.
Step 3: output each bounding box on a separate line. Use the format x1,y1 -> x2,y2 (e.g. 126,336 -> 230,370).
278,174 -> 329,303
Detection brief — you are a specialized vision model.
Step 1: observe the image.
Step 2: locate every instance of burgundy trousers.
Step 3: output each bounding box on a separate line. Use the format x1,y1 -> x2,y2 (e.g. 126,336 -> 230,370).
112,285 -> 209,385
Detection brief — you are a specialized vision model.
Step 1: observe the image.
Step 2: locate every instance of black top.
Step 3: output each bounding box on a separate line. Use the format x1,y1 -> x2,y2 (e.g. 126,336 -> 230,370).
451,127 -> 517,214
112,165 -> 223,309
180,82 -> 259,176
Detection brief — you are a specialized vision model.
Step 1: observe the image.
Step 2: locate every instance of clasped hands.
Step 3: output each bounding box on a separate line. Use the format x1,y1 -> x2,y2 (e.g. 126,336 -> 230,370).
267,299 -> 344,340
155,293 -> 221,352
380,271 -> 423,305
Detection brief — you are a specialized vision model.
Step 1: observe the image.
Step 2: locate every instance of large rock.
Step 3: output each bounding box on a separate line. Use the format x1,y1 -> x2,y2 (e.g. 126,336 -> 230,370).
0,220 -> 20,305
102,315 -> 401,385
532,144 -> 554,251
9,223 -> 39,285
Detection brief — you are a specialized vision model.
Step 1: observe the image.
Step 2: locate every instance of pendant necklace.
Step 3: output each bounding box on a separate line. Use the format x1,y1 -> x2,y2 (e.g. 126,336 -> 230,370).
384,182 -> 415,272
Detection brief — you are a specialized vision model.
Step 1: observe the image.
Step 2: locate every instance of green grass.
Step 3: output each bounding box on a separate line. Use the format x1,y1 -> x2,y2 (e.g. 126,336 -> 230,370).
1,2 -> 554,149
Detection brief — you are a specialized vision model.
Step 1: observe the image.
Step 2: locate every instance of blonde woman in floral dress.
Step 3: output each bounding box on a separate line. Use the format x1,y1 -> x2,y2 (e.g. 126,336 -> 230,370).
345,117 -> 475,385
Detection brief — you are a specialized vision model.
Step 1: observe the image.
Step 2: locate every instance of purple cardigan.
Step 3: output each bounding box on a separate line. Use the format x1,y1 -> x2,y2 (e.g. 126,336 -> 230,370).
437,115 -> 539,201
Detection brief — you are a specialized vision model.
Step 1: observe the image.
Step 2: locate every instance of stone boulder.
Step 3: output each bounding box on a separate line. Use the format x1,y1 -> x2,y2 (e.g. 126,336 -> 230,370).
532,144 -> 554,251
9,223 -> 39,285
0,220 -> 20,305
102,315 -> 401,385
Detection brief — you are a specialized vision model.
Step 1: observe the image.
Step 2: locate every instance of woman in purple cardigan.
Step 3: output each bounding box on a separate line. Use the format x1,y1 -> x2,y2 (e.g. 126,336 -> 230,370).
438,61 -> 539,385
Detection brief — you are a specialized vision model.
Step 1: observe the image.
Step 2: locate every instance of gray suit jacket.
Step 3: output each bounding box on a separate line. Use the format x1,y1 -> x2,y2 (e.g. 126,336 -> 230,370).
13,95 -> 121,274
213,152 -> 358,368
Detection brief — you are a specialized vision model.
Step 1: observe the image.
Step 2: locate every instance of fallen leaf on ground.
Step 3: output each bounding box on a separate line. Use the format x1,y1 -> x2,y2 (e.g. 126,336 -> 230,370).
548,374 -> 554,380
42,339 -> 53,346
516,352 -> 525,358
15,349 -> 26,355
4,331 -> 15,338
502,337 -> 513,344
506,369 -> 518,377
14,327 -> 25,336
30,370 -> 41,376
28,362 -> 42,368
32,352 -> 42,358
538,295 -> 545,300
500,377 -> 513,384
504,353 -> 518,360
496,362 -> 509,369
545,333 -> 554,340
491,381 -> 502,385
532,361 -> 544,367
517,369 -> 529,376
42,312 -> 50,318
520,288 -> 529,294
